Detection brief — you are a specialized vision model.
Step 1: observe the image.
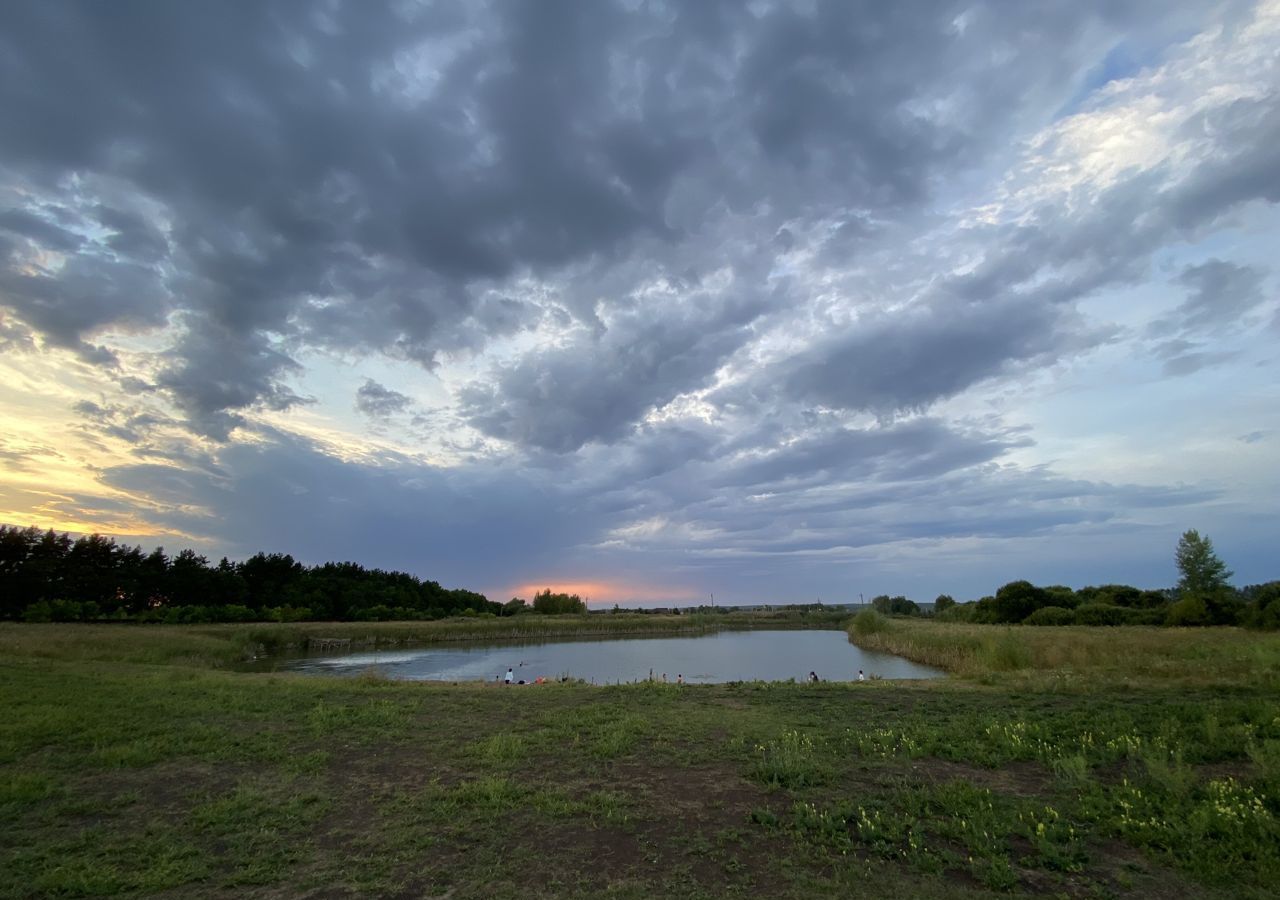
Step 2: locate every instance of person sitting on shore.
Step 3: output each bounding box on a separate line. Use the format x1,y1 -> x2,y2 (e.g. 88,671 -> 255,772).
858,669 -> 865,682
808,671 -> 819,683
505,667 -> 514,684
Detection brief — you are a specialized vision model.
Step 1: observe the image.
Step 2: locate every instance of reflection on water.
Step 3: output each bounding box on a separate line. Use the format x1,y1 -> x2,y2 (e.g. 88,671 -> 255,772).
277,629 -> 944,684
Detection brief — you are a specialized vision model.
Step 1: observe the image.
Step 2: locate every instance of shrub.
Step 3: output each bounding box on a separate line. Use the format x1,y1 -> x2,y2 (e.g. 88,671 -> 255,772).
1074,603 -> 1132,626
851,609 -> 890,636
936,602 -> 975,623
21,600 -> 54,623
1167,595 -> 1211,627
1024,606 -> 1074,626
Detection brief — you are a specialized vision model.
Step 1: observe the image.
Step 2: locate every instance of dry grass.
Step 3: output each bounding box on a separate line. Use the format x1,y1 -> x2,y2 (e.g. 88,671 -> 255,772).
848,615 -> 1280,686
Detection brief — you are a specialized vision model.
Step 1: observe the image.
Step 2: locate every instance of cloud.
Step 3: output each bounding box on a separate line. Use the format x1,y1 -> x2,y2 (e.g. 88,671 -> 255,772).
461,275 -> 773,453
0,0 -> 1200,435
2,1 -> 1278,600
0,208 -> 85,252
1171,259 -> 1267,333
155,321 -> 311,440
355,379 -> 412,418
94,426 -> 599,591
780,297 -> 1091,416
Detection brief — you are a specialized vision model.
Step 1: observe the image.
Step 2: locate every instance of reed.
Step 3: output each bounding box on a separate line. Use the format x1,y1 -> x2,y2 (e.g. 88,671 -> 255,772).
847,616 -> 1280,686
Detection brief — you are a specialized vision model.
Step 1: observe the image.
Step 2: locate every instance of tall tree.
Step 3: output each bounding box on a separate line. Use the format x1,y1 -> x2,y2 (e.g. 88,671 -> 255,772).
1175,530 -> 1233,595
1174,529 -> 1238,625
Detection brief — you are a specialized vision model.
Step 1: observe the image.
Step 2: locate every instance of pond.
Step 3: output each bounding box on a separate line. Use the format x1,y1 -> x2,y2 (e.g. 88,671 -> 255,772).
276,629 -> 945,683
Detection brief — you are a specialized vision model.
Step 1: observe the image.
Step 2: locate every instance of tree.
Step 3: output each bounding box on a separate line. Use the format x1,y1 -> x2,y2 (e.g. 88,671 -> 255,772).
973,580 -> 1049,624
933,594 -> 955,615
1175,530 -> 1232,595
531,589 -> 586,614
1174,530 -> 1238,625
871,594 -> 921,616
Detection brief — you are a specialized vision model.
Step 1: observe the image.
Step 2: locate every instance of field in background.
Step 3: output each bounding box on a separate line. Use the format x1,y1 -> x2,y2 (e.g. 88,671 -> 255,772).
2,621 -> 1278,899
0,610 -> 847,670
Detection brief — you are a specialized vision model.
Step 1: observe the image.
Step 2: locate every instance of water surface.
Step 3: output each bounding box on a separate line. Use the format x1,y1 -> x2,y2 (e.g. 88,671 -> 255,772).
279,629 -> 944,683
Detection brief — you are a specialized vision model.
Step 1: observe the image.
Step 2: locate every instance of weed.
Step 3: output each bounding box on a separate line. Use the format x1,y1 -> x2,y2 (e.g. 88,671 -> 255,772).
750,730 -> 831,788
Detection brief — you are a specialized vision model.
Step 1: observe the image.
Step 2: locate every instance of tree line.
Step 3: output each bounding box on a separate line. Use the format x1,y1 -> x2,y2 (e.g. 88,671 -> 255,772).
0,525 -> 498,623
872,530 -> 1279,629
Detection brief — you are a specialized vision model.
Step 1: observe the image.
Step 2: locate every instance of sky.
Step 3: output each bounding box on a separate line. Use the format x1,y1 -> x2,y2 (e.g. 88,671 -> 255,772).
1,0 -> 1277,607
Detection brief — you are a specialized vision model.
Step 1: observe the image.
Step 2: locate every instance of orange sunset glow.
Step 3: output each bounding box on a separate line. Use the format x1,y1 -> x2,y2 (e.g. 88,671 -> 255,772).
508,581 -> 702,605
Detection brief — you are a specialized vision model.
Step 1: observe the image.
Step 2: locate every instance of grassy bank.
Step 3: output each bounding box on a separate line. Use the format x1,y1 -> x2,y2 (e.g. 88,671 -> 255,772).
2,623 -> 1279,898
0,610 -> 847,671
848,612 -> 1280,687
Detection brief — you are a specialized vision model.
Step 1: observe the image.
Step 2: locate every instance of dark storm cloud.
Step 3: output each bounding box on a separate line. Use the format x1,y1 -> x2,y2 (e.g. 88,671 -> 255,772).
0,0 -> 702,429
94,206 -> 170,263
0,0 -> 1188,437
0,245 -> 169,361
96,427 -> 596,588
75,415 -> 1219,598
0,208 -> 85,252
462,285 -> 771,453
155,320 -> 311,440
774,78 -> 1279,417
716,419 -> 1022,489
782,298 -> 1073,415
355,378 -> 412,419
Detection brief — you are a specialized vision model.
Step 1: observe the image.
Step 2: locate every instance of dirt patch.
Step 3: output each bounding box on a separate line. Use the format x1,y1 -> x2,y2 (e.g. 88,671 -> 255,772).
903,758 -> 1053,798
1195,759 -> 1255,782
601,759 -> 770,827
1087,839 -> 1207,900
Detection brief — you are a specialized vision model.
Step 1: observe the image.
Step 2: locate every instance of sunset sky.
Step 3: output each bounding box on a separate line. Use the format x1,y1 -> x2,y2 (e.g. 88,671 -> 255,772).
1,0 -> 1277,606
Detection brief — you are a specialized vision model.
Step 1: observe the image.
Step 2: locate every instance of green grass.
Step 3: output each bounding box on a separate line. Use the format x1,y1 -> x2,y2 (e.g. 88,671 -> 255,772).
1,622 -> 1279,898
0,611 -> 847,671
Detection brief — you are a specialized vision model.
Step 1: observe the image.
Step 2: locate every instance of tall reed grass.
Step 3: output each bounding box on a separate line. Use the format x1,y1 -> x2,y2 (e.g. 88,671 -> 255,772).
847,613 -> 1280,686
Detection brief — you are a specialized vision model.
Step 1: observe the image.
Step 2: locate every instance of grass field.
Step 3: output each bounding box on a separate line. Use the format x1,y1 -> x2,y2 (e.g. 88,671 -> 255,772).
2,620 -> 1279,898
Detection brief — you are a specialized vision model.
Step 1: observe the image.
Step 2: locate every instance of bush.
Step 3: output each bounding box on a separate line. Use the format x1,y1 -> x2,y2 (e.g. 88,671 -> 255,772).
936,603 -> 975,623
22,599 -> 96,622
266,605 -> 312,623
1167,595 -> 1211,627
21,600 -> 54,623
1073,603 -> 1133,626
1128,608 -> 1168,626
1024,606 -> 1074,626
851,609 -> 890,636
